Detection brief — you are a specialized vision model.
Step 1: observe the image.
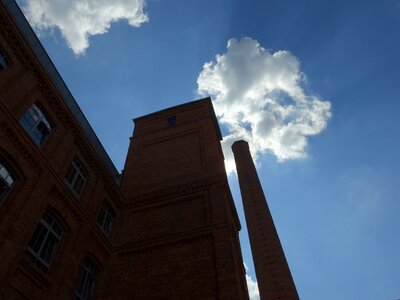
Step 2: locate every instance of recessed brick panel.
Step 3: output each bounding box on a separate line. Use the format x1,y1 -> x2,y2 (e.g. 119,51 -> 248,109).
133,131 -> 203,188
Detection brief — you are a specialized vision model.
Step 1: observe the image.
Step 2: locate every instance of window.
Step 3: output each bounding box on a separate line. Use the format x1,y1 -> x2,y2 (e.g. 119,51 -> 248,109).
66,157 -> 87,196
167,116 -> 176,127
27,212 -> 63,272
0,160 -> 15,204
74,259 -> 99,300
0,48 -> 9,70
97,201 -> 115,235
20,104 -> 53,146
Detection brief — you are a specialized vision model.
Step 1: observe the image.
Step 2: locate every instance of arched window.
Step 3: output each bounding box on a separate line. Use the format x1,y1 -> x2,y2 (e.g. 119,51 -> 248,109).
97,201 -> 115,235
0,48 -> 9,70
27,212 -> 63,272
74,258 -> 100,300
65,157 -> 87,197
0,160 -> 16,204
20,104 -> 53,147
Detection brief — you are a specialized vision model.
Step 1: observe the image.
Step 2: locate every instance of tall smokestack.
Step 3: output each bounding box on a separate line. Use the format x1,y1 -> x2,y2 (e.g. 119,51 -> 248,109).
232,140 -> 299,300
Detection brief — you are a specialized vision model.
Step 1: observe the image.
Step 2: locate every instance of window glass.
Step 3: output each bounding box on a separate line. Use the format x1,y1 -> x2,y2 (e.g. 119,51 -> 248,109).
0,161 -> 15,204
27,212 -> 63,272
0,49 -> 9,70
20,104 -> 53,146
74,259 -> 99,300
167,116 -> 176,127
97,201 -> 115,235
66,157 -> 87,196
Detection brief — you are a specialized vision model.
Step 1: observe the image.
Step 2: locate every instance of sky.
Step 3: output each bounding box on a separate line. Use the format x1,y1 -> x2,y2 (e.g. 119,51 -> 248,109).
15,0 -> 400,299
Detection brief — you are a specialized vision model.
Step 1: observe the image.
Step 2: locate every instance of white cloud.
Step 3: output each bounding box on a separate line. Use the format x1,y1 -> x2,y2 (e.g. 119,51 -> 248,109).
246,274 -> 260,300
21,0 -> 148,55
197,37 -> 331,173
244,263 -> 260,300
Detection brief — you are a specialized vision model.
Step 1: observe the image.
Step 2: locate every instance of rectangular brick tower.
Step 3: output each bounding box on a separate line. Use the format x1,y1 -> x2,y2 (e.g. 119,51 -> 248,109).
232,140 -> 299,300
104,98 -> 249,299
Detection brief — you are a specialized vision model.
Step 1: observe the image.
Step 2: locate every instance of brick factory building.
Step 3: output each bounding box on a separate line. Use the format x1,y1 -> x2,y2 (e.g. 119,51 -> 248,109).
0,1 -> 298,299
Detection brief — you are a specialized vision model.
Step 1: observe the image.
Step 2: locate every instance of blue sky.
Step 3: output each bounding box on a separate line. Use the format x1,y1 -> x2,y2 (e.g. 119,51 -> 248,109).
17,0 -> 400,299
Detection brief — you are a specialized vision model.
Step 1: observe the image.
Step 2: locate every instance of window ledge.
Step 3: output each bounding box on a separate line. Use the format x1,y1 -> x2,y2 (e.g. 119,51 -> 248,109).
19,256 -> 53,290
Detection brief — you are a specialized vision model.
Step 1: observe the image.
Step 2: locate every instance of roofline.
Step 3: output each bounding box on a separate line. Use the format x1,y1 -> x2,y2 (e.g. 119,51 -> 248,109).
133,96 -> 223,141
1,0 -> 119,181
133,97 -> 210,121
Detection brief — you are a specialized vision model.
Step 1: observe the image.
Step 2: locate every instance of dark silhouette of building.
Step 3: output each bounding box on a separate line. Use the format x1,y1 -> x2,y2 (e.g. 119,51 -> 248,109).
0,0 -> 297,299
105,101 -> 249,299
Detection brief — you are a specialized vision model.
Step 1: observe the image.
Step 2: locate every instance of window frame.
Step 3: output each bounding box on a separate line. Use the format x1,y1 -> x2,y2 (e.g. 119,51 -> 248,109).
20,103 -> 53,147
74,258 -> 100,300
26,212 -> 63,272
65,157 -> 87,197
167,116 -> 176,127
0,160 -> 16,205
0,47 -> 10,71
97,201 -> 115,235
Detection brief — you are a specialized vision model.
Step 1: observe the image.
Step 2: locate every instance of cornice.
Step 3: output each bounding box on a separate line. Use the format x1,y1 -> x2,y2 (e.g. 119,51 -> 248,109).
117,233 -> 213,259
124,175 -> 229,208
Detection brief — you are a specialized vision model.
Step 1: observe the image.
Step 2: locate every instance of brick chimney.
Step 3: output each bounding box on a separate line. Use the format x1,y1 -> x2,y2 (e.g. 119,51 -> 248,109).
232,140 -> 299,300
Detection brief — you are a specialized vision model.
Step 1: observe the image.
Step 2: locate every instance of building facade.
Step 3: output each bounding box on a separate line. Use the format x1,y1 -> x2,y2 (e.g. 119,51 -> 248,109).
0,1 -> 299,299
0,1 -> 122,298
0,1 -> 249,299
